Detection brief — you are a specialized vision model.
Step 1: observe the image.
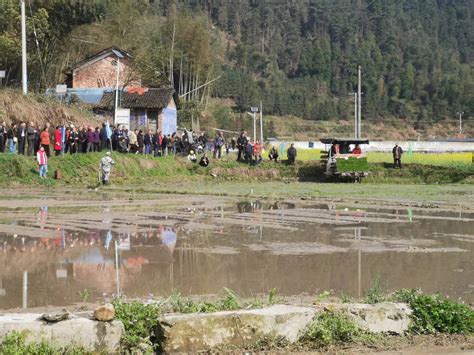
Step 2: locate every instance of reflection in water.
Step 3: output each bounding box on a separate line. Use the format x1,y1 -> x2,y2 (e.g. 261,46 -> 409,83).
0,200 -> 473,309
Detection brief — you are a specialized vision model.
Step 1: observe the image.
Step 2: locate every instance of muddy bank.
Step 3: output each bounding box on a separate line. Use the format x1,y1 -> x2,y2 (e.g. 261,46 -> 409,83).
1,302 -> 472,354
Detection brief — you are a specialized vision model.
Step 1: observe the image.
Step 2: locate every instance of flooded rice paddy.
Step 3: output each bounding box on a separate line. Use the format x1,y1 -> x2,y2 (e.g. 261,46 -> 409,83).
0,192 -> 473,309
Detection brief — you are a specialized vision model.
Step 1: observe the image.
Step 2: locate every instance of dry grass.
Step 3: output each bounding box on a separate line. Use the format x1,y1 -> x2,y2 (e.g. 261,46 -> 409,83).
0,89 -> 98,128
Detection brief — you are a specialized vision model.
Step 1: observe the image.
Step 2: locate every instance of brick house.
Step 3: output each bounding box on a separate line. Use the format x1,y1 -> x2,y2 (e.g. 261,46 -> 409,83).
68,47 -> 140,89
58,47 -> 177,133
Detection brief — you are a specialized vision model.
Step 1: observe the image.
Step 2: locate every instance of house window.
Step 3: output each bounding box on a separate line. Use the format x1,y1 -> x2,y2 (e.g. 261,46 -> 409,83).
130,110 -> 147,130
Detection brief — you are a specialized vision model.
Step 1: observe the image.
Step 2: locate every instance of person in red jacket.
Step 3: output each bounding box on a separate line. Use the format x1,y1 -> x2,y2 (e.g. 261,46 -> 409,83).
253,139 -> 263,165
54,126 -> 62,156
352,144 -> 362,155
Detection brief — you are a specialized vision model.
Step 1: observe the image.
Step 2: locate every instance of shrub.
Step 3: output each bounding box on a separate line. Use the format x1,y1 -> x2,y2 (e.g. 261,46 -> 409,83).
395,289 -> 474,335
301,310 -> 376,348
112,299 -> 162,352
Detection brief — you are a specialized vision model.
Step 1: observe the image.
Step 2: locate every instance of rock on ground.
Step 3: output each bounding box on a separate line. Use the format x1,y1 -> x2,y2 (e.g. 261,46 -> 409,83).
159,305 -> 316,352
0,313 -> 123,352
94,304 -> 115,322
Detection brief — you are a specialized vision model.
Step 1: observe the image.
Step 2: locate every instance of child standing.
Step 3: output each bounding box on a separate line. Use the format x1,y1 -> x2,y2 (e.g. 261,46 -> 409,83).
37,146 -> 48,178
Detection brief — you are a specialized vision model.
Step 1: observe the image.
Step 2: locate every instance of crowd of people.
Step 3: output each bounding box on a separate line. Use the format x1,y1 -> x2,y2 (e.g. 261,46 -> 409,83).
0,121 -> 299,181
0,121 -> 298,164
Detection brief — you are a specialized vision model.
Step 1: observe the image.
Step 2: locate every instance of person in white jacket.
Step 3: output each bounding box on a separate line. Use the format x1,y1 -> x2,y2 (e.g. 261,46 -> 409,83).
36,146 -> 48,178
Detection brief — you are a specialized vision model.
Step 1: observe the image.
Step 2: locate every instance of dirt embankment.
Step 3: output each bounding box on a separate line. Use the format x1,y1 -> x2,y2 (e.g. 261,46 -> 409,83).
0,89 -> 97,128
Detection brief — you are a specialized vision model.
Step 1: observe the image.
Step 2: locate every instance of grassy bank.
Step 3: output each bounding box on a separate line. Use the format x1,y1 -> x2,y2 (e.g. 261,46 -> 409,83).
0,152 -> 472,187
278,148 -> 473,166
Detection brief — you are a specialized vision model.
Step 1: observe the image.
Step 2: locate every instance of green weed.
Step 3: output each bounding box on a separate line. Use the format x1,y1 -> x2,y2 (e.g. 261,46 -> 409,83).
366,276 -> 387,304
77,288 -> 91,304
315,290 -> 334,303
268,288 -> 282,305
112,299 -> 162,352
167,288 -> 241,314
0,331 -> 91,354
394,289 -> 474,335
301,310 -> 379,349
220,287 -> 241,310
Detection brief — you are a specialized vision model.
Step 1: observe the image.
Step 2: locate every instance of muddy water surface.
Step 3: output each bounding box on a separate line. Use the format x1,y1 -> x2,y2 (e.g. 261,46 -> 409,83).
0,193 -> 473,309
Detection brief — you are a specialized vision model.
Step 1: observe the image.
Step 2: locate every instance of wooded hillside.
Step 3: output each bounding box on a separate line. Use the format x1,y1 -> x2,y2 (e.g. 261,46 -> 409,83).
1,0 -> 472,123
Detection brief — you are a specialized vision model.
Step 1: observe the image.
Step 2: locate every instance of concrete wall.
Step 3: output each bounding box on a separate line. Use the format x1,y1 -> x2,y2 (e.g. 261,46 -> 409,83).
272,140 -> 474,153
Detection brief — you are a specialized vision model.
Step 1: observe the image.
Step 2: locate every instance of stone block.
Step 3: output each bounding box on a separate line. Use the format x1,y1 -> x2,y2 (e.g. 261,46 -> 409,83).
337,302 -> 412,334
0,313 -> 123,352
159,305 -> 316,352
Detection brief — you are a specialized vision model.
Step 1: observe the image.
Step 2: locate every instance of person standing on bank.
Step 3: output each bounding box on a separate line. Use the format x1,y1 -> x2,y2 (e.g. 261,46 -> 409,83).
0,122 -> 6,153
40,125 -> 51,157
27,122 -> 36,156
7,123 -> 17,154
100,152 -> 115,185
287,143 -> 297,165
68,126 -> 79,154
17,122 -> 27,155
54,126 -> 62,156
237,131 -> 248,162
36,146 -> 48,179
392,143 -> 403,169
99,123 -> 108,151
214,131 -> 225,159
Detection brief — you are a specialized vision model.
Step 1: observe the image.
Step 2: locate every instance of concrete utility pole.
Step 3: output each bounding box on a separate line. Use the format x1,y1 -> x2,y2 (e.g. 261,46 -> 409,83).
357,66 -> 362,139
250,106 -> 259,142
253,111 -> 257,142
114,57 -> 120,125
21,0 -> 27,95
457,111 -> 464,135
352,93 -> 358,139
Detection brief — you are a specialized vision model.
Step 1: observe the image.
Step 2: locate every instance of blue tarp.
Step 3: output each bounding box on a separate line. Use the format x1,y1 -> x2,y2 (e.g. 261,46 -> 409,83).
46,87 -> 112,105
162,107 -> 177,135
67,88 -> 112,104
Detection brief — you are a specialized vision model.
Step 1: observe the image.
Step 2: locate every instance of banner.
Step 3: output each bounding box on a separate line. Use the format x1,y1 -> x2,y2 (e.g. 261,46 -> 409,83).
162,107 -> 177,135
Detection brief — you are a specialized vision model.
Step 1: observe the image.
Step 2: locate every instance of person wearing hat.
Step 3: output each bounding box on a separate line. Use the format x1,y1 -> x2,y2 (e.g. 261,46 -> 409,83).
187,149 -> 197,163
100,152 -> 115,185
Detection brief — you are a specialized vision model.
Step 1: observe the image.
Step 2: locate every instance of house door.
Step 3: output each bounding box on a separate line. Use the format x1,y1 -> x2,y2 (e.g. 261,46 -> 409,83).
147,110 -> 158,132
